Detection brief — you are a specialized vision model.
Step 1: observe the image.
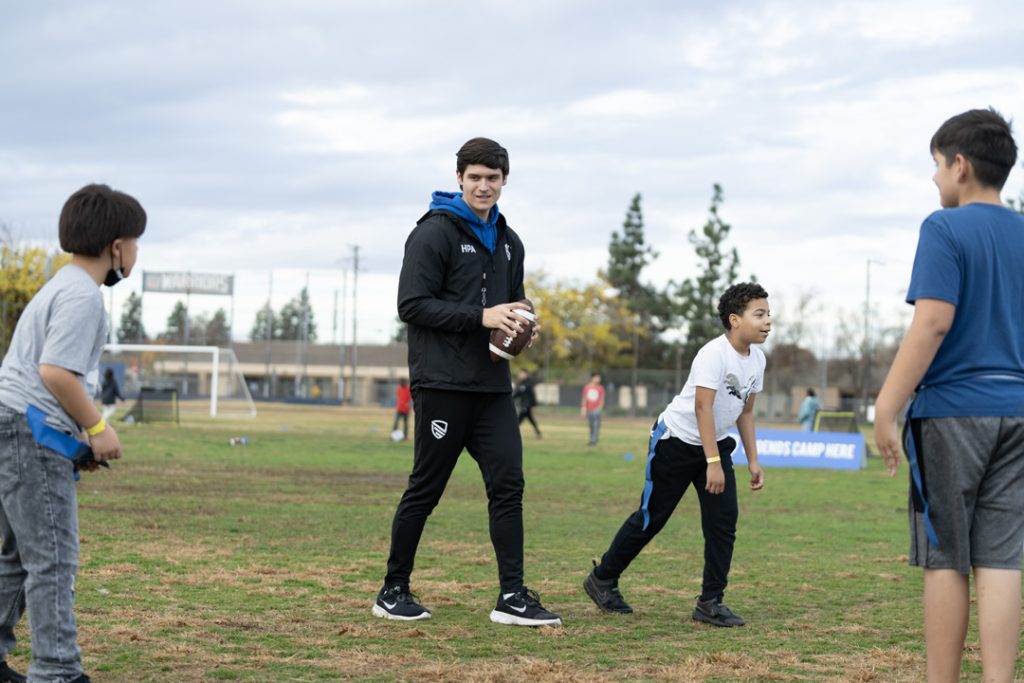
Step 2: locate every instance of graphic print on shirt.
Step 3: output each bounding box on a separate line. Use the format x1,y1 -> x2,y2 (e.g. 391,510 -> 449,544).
724,373 -> 757,403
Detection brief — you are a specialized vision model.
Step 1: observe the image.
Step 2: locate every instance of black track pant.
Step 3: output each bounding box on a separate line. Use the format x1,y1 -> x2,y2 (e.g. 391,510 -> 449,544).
518,407 -> 541,436
595,434 -> 738,603
385,389 -> 525,593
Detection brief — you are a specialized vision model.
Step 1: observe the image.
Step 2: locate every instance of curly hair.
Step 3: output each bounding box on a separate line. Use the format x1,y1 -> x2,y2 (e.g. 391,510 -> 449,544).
718,282 -> 769,330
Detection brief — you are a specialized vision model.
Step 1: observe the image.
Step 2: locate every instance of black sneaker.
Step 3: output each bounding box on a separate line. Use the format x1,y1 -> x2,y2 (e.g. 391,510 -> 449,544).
489,587 -> 562,626
583,563 -> 633,614
69,676 -> 93,683
0,661 -> 26,683
371,584 -> 431,621
692,597 -> 745,627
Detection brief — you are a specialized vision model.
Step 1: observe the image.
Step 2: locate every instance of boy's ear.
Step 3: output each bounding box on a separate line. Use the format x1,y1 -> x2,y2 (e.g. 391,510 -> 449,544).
953,153 -> 971,183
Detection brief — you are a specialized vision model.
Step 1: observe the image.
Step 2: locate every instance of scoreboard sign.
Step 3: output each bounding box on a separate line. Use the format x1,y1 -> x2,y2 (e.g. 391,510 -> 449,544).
143,272 -> 234,295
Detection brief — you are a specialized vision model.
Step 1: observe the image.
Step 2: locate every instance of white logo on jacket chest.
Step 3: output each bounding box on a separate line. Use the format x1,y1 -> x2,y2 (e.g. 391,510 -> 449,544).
505,243 -> 511,261
461,244 -> 477,254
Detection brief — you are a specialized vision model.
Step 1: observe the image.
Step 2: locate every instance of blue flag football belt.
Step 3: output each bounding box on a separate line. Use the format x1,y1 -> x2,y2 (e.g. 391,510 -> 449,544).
640,420 -> 669,531
25,405 -> 103,480
904,399 -> 939,547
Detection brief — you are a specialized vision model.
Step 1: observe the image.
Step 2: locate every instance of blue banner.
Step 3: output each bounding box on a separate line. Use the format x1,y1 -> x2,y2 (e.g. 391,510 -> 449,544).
728,429 -> 867,470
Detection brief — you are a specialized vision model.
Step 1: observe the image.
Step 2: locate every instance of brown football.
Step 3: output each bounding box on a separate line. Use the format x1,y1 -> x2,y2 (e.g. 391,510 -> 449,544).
489,299 -> 536,363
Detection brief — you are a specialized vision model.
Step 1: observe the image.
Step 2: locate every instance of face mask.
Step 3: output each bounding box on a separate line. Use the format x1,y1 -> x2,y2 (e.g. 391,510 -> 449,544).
104,249 -> 125,287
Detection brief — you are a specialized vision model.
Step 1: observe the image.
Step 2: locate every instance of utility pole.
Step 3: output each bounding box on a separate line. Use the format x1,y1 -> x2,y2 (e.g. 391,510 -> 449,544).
862,259 -> 884,419
338,265 -> 347,402
264,272 -> 273,398
349,245 -> 360,405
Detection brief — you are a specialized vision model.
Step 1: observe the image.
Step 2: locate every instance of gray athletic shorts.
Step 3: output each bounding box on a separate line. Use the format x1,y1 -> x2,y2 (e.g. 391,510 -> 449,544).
905,416 -> 1024,574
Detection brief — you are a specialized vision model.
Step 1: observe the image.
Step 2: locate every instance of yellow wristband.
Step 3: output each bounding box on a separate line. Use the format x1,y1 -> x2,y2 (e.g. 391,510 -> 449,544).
86,418 -> 106,436
706,456 -> 721,464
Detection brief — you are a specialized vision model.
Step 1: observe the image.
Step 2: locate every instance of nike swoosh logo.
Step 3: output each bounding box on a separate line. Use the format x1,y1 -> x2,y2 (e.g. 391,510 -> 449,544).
509,604 -> 528,613
383,601 -> 397,609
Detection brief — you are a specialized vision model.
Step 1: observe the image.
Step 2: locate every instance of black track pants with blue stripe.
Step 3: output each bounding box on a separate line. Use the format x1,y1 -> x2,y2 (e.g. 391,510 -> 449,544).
384,388 -> 525,593
595,434 -> 738,603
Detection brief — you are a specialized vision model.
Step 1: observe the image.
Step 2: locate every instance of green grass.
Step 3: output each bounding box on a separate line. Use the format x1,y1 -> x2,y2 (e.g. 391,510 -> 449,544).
4,405 -> 1018,681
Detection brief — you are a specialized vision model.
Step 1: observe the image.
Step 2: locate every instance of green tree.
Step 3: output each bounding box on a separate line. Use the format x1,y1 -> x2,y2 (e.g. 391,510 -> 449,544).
164,301 -> 188,344
391,316 -> 407,344
117,291 -> 146,343
250,301 -> 279,341
278,287 -> 318,342
205,308 -> 231,346
673,184 -> 747,365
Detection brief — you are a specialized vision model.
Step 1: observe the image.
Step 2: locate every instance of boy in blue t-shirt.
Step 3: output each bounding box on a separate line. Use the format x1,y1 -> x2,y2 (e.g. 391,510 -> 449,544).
874,109 -> 1024,683
0,184 -> 145,683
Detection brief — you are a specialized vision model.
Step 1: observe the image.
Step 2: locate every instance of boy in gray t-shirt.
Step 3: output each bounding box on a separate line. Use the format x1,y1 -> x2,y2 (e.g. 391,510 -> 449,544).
0,184 -> 145,683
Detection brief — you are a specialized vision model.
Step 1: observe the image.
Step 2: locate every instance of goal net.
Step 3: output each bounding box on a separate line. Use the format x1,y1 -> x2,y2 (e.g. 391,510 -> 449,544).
813,410 -> 859,433
101,344 -> 257,419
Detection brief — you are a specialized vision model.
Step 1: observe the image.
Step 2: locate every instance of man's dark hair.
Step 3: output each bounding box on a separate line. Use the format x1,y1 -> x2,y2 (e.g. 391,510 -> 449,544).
456,137 -> 509,177
930,108 -> 1018,190
59,183 -> 146,256
806,387 -> 816,397
718,282 -> 769,330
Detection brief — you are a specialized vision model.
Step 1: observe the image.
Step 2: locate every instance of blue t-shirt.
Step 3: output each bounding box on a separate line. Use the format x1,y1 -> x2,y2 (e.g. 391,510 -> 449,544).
906,203 -> 1024,417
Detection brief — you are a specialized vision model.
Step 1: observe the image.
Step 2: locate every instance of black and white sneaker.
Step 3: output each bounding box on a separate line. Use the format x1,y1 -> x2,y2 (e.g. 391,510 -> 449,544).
583,563 -> 633,614
0,660 -> 27,683
371,584 -> 431,621
692,597 -> 745,627
489,587 -> 562,626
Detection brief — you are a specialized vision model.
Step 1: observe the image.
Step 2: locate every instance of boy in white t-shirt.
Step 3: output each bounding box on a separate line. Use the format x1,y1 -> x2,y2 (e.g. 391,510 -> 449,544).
583,283 -> 769,627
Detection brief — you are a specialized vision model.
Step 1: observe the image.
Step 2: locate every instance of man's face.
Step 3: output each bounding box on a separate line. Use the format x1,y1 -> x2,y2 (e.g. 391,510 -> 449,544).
932,151 -> 960,209
457,164 -> 506,220
731,298 -> 771,345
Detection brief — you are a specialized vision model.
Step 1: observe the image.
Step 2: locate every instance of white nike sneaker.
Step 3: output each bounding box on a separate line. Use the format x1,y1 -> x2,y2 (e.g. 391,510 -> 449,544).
489,586 -> 562,626
371,584 -> 431,621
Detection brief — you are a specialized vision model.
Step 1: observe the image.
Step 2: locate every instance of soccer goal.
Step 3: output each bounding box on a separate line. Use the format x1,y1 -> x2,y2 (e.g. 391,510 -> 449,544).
102,344 -> 257,418
813,410 -> 859,433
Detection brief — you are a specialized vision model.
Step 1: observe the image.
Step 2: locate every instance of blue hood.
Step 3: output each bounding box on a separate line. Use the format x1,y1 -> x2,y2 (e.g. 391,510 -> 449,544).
429,191 -> 498,253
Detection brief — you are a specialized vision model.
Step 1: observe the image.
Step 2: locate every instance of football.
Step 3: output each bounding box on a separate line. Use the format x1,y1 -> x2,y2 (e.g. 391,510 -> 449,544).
489,299 -> 536,363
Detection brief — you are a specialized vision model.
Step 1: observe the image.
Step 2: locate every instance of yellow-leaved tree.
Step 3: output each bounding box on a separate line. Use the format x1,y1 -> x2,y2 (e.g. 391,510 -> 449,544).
0,229 -> 72,353
523,271 -> 643,380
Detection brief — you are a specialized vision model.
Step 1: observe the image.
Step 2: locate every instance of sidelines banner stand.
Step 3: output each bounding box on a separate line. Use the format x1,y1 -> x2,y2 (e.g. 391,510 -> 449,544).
728,429 -> 867,470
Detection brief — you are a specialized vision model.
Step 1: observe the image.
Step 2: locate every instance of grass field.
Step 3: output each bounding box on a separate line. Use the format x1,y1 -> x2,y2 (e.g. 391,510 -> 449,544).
4,404 -> 1021,682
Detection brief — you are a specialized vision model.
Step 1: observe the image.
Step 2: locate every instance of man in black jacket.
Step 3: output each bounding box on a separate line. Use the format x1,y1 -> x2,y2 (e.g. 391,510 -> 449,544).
372,138 -> 561,627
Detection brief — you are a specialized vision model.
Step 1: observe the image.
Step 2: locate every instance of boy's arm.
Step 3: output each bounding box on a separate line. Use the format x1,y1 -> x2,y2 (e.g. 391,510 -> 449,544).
39,364 -> 122,463
873,298 -> 955,476
736,395 -> 764,491
695,387 -> 726,495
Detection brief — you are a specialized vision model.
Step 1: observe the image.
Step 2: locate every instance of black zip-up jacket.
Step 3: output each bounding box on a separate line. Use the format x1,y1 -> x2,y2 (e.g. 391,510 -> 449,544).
397,209 -> 525,393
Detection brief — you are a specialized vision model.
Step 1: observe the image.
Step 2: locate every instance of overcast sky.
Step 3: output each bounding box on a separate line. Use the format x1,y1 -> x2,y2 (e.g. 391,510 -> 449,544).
2,1 -> 1023,355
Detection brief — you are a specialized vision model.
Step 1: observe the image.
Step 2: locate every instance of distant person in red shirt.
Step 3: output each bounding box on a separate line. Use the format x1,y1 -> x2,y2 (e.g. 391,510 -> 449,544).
582,373 -> 606,446
393,378 -> 412,440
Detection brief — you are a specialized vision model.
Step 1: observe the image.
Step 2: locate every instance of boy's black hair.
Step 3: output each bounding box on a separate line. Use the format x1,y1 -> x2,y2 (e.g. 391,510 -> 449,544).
59,183 -> 146,256
930,108 -> 1018,190
718,282 -> 769,330
457,138 -> 509,177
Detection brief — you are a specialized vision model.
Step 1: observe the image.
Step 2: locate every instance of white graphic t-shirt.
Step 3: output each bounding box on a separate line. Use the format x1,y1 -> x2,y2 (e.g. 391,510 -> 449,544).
659,335 -> 766,445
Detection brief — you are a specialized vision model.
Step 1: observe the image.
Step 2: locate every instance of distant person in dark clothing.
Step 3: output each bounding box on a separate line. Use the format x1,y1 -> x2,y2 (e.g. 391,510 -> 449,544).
100,367 -> 124,420
514,369 -> 541,438
393,377 -> 412,440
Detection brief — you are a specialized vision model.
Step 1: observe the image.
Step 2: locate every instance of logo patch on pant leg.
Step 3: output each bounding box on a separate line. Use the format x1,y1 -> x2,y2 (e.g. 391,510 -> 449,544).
430,420 -> 448,439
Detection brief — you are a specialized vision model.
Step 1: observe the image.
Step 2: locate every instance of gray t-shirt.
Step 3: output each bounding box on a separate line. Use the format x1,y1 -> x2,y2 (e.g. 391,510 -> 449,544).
0,264 -> 108,433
